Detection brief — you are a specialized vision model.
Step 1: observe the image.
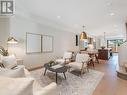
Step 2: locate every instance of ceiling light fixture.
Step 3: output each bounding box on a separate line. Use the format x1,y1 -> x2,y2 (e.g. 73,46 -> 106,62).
107,2 -> 112,6
80,25 -> 87,40
110,13 -> 115,16
57,16 -> 61,19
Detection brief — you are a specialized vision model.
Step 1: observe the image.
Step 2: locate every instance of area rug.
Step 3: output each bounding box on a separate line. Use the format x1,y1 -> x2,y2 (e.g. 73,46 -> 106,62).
30,68 -> 104,95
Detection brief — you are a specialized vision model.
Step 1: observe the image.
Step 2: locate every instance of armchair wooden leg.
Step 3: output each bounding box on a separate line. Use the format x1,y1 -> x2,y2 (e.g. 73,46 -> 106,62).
95,54 -> 99,64
44,68 -> 47,76
83,68 -> 85,74
87,67 -> 89,72
68,66 -> 71,72
86,63 -> 89,72
81,69 -> 84,76
81,67 -> 89,76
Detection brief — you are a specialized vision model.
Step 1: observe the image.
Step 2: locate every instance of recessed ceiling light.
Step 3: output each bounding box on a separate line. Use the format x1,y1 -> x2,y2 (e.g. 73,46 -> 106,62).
107,2 -> 112,6
57,16 -> 61,19
110,13 -> 115,16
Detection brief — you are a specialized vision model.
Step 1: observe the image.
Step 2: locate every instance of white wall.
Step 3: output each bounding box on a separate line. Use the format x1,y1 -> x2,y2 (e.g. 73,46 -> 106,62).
8,15 -> 78,69
95,37 -> 101,49
118,42 -> 127,66
0,18 -> 10,48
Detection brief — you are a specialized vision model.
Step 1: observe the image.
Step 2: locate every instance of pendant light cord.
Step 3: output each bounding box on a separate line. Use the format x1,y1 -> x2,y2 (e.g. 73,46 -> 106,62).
83,25 -> 85,32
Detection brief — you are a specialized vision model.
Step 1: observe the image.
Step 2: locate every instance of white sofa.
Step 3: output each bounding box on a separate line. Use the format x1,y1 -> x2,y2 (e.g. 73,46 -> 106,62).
0,65 -> 57,95
25,66 -> 57,95
0,54 -> 57,95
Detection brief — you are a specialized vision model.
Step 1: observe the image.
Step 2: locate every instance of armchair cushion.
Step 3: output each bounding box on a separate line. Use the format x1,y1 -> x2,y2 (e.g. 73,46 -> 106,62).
56,52 -> 72,64
68,54 -> 90,75
68,62 -> 87,70
56,59 -> 65,64
63,52 -> 72,59
76,54 -> 89,63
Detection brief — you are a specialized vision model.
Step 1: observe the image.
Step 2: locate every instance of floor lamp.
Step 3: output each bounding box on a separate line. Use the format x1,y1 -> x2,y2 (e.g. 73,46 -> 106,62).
7,37 -> 18,55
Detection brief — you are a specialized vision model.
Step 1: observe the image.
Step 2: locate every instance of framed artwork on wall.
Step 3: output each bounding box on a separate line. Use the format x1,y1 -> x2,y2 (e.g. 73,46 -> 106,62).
42,35 -> 53,53
26,33 -> 42,54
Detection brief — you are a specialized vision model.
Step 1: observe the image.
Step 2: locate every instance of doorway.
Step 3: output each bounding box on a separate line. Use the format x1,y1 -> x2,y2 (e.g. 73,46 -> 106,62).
107,39 -> 124,53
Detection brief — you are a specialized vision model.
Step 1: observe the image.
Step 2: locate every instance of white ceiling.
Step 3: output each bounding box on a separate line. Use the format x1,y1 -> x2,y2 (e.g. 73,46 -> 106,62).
16,0 -> 127,37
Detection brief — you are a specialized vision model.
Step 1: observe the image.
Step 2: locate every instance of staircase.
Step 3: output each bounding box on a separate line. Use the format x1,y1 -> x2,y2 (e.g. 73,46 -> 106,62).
117,41 -> 127,80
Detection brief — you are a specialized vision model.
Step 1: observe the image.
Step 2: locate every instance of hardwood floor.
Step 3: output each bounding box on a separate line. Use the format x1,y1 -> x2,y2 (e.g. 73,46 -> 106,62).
92,53 -> 127,95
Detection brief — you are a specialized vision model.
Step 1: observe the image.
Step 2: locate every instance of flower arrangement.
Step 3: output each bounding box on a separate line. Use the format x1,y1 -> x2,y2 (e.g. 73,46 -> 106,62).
48,60 -> 55,66
0,46 -> 9,56
101,46 -> 105,49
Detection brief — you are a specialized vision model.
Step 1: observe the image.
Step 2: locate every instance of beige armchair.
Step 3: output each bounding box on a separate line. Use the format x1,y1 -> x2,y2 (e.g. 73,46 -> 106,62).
68,53 -> 90,76
56,52 -> 72,64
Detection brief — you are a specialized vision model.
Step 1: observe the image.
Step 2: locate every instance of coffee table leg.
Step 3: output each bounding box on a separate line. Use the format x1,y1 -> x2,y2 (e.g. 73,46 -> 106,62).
44,68 -> 47,76
63,72 -> 66,80
56,72 -> 58,83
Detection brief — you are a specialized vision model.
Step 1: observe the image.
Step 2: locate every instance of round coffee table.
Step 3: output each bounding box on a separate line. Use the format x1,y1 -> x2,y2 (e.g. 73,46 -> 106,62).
44,63 -> 68,83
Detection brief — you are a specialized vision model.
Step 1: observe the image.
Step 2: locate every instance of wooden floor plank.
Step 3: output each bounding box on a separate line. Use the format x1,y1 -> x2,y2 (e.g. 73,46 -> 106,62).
93,53 -> 127,95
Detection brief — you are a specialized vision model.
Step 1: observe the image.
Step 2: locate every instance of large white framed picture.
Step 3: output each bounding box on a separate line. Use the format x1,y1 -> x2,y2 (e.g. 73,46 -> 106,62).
26,33 -> 42,54
42,35 -> 53,53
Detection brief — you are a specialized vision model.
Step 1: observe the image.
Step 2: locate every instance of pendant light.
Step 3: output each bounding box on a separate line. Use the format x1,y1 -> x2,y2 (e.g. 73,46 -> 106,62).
80,25 -> 87,40
104,32 -> 106,41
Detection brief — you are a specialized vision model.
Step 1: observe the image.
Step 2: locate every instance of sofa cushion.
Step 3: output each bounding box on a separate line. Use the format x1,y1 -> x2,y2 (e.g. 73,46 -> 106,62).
2,55 -> 17,69
0,67 -> 57,95
0,76 -> 34,95
0,65 -> 25,78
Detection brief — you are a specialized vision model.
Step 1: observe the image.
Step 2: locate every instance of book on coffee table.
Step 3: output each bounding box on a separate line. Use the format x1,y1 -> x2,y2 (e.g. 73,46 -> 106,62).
52,64 -> 63,69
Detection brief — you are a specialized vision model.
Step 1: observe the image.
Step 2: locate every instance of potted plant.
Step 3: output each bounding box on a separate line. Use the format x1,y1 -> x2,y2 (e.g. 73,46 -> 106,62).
0,46 -> 9,56
48,60 -> 55,66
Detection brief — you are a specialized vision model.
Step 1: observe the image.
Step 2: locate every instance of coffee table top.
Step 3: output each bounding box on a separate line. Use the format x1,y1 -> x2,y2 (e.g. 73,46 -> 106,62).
44,63 -> 68,73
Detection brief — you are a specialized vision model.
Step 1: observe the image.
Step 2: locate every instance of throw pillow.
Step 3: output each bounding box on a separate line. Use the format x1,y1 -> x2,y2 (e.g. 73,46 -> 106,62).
0,76 -> 34,95
2,55 -> 17,69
